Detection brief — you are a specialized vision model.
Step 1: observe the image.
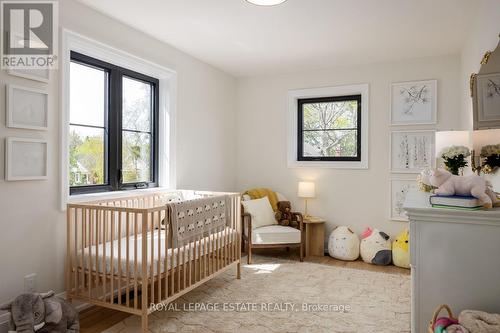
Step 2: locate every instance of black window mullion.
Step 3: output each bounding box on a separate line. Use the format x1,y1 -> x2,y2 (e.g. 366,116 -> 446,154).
108,68 -> 121,190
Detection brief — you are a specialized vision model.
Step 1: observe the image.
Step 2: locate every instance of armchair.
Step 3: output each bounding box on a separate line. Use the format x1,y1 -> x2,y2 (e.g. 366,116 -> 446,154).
241,192 -> 304,264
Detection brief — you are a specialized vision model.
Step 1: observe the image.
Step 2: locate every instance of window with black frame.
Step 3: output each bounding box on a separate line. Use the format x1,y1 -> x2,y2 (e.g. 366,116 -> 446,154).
69,51 -> 159,194
297,95 -> 362,161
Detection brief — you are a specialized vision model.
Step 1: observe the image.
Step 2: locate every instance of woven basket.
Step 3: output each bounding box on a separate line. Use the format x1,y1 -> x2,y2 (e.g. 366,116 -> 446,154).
428,304 -> 457,333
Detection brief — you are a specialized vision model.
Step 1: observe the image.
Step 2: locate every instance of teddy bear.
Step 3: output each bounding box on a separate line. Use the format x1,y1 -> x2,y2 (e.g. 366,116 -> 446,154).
0,291 -> 79,333
392,229 -> 410,269
328,226 -> 360,261
275,201 -> 300,228
360,227 -> 392,266
428,168 -> 500,209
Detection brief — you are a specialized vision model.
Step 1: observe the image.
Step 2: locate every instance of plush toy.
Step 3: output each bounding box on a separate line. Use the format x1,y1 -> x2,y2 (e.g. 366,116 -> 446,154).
328,226 -> 360,261
428,168 -> 500,209
0,291 -> 79,333
392,229 -> 410,269
433,316 -> 459,333
360,228 -> 392,265
275,201 -> 300,227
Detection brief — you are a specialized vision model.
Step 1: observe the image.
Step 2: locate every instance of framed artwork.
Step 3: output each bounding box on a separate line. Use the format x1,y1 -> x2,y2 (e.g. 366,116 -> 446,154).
6,84 -> 49,130
391,80 -> 437,125
391,130 -> 435,173
5,137 -> 48,181
7,67 -> 50,83
391,178 -> 418,221
476,73 -> 500,122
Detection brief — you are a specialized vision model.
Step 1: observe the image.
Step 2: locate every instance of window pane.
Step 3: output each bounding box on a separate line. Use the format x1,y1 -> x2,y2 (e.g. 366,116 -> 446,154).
70,62 -> 107,127
122,131 -> 151,183
122,76 -> 151,132
303,130 -> 358,157
302,100 -> 358,130
69,125 -> 106,186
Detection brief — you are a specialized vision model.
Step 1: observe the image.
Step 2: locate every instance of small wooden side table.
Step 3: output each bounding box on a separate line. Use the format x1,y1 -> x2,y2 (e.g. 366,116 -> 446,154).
303,217 -> 326,257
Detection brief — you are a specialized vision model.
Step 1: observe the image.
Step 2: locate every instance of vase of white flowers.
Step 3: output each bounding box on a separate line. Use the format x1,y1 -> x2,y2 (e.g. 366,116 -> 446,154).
480,144 -> 500,174
440,146 -> 471,175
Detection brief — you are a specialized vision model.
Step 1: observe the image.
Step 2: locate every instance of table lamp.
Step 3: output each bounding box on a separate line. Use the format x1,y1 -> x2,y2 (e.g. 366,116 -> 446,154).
298,181 -> 315,218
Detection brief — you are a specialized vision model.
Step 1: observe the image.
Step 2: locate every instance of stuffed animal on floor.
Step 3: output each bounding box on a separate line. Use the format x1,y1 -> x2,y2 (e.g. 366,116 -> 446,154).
0,291 -> 79,333
428,168 -> 500,209
360,228 -> 392,265
328,226 -> 360,261
392,229 -> 410,269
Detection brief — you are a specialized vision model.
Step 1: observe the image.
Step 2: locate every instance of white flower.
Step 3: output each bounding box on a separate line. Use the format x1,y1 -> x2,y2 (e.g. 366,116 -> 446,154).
480,144 -> 500,157
440,146 -> 471,159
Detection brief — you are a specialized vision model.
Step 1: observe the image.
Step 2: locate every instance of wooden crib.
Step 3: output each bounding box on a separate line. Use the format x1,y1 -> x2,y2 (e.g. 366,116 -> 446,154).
66,190 -> 241,332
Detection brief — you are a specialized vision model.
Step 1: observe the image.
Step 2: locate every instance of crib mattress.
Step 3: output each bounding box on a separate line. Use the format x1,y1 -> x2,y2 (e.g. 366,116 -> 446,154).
78,227 -> 237,278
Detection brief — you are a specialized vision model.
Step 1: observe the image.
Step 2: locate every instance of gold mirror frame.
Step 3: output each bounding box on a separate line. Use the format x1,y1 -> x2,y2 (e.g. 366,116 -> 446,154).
471,35 -> 500,130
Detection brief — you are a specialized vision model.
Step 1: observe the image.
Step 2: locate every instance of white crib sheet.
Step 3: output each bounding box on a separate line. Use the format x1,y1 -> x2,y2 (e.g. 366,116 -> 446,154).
78,227 -> 237,278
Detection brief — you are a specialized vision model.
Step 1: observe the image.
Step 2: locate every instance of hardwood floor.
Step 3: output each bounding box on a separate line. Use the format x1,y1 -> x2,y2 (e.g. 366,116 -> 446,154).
80,249 -> 409,332
79,306 -> 130,333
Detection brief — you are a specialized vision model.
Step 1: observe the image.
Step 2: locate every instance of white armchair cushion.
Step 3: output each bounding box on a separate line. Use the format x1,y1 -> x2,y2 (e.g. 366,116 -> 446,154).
241,197 -> 277,229
250,225 -> 301,245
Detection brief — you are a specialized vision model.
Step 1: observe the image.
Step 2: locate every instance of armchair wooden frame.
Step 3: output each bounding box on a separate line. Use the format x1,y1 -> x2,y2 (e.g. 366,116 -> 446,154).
241,206 -> 304,264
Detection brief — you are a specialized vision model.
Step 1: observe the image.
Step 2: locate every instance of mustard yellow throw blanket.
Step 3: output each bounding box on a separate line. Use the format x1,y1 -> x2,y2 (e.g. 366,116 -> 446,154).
244,188 -> 279,212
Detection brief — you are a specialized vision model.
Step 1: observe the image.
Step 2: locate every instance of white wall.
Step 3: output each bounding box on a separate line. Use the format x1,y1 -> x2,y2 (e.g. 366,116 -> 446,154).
460,0 -> 500,131
0,0 -> 236,313
460,0 -> 500,191
236,55 -> 462,239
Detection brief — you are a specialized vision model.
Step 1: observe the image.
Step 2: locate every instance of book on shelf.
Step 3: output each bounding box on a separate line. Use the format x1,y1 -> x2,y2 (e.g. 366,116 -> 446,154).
429,195 -> 483,209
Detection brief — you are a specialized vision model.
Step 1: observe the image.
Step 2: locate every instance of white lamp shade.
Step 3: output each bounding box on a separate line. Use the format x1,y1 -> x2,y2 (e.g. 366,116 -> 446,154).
435,131 -> 471,157
472,129 -> 500,152
298,181 -> 315,198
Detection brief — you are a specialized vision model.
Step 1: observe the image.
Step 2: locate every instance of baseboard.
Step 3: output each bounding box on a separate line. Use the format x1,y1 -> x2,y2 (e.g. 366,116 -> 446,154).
0,291 -> 90,333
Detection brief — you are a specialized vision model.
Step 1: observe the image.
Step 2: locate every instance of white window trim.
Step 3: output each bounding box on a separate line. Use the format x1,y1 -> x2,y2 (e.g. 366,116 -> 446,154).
287,84 -> 369,169
59,29 -> 177,210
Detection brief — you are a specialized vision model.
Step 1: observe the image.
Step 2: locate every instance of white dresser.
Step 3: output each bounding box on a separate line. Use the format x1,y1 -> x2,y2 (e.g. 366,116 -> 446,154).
404,190 -> 500,333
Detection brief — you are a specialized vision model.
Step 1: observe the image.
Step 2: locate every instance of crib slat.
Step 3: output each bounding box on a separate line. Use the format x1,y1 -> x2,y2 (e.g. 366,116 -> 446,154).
88,209 -> 93,299
126,213 -> 130,307
167,211 -> 170,299
103,210 -> 107,302
157,211 -> 161,303
182,240 -> 186,289
188,237 -> 192,287
150,212 -> 154,304
71,208 -> 77,295
177,240 -> 181,293
118,212 -> 122,306
96,210 -> 101,298
134,213 -> 138,309
171,211 -> 175,294
80,208 -> 85,295
110,211 -> 115,305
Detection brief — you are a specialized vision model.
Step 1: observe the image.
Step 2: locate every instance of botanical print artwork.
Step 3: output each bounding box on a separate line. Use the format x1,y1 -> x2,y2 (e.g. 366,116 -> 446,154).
477,73 -> 500,121
400,85 -> 429,115
391,80 -> 437,125
391,179 -> 418,221
391,131 -> 435,173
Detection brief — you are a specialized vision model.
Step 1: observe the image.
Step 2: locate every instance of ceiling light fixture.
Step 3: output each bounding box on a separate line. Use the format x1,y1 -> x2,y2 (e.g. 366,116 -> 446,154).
245,0 -> 288,6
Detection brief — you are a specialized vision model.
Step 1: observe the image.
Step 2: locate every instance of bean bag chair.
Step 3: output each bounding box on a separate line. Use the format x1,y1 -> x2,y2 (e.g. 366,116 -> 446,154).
328,226 -> 360,261
360,227 -> 392,265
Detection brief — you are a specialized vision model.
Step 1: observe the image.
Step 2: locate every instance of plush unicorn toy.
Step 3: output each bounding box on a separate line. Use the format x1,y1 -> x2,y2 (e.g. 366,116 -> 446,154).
429,168 -> 500,209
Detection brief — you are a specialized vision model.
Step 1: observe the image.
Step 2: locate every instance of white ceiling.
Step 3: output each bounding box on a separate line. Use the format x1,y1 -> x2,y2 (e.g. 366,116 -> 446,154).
77,0 -> 478,77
